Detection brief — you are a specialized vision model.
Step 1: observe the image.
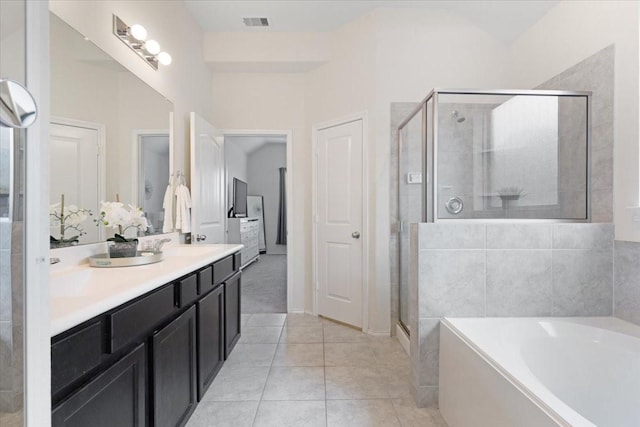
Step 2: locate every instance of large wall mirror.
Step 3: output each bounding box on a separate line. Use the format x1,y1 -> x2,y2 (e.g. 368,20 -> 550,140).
50,12 -> 173,247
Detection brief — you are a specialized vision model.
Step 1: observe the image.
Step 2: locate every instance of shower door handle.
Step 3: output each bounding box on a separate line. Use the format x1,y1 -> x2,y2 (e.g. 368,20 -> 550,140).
352,231 -> 360,239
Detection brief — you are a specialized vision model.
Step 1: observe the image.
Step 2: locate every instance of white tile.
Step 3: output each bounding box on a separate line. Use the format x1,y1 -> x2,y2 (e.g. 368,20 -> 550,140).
224,344 -> 277,367
324,342 -> 377,367
253,401 -> 326,427
279,326 -> 323,343
272,343 -> 324,367
325,366 -> 389,399
326,399 -> 401,427
247,313 -> 287,327
203,366 -> 270,401
186,401 -> 258,427
262,367 -> 325,401
239,326 -> 283,344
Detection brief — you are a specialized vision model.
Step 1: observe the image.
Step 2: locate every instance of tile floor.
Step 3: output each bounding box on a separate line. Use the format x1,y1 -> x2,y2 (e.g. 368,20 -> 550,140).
187,313 -> 448,427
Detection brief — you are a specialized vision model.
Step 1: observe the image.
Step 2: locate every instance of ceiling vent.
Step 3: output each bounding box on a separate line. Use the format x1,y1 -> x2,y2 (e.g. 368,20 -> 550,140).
243,17 -> 269,27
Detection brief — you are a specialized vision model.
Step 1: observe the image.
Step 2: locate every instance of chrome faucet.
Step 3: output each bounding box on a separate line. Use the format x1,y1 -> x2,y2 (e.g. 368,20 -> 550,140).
50,257 -> 61,265
155,238 -> 172,252
141,238 -> 172,253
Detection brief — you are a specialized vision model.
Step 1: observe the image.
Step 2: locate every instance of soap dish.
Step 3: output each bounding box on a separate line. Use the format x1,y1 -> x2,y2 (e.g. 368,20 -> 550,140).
88,251 -> 164,268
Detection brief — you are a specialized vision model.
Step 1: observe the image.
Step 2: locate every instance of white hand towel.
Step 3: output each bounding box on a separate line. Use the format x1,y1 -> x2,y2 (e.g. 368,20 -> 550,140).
162,183 -> 174,233
176,184 -> 192,233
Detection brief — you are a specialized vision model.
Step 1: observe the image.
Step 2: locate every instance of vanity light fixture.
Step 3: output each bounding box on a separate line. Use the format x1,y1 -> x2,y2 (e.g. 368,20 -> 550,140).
113,14 -> 172,70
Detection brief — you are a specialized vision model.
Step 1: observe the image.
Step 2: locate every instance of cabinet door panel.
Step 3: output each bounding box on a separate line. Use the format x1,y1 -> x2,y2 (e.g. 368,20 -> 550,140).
152,306 -> 197,427
197,284 -> 225,399
52,343 -> 146,427
224,272 -> 242,358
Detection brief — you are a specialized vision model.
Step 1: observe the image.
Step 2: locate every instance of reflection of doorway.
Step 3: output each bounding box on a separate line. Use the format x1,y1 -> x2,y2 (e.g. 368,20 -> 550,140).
50,117 -> 105,243
133,131 -> 170,234
223,130 -> 293,313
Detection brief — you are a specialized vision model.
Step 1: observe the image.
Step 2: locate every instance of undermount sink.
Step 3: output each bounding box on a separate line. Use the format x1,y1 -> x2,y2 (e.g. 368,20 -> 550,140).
162,245 -> 219,258
50,269 -> 93,297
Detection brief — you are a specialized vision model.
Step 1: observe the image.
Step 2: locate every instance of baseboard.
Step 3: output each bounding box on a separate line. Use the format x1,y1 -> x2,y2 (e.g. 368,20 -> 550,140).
396,323 -> 410,355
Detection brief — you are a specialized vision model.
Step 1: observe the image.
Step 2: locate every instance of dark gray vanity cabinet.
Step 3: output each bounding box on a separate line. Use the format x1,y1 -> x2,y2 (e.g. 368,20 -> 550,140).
51,252 -> 241,427
52,343 -> 146,427
152,306 -> 198,427
197,284 -> 225,400
224,271 -> 242,358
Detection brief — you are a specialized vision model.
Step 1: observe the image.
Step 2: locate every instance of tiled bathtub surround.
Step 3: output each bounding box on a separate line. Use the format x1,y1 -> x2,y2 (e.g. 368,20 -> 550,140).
409,223 -> 614,407
614,240 -> 640,326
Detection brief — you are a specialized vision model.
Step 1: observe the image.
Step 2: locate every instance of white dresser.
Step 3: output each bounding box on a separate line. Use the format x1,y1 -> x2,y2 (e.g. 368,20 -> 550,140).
227,218 -> 260,268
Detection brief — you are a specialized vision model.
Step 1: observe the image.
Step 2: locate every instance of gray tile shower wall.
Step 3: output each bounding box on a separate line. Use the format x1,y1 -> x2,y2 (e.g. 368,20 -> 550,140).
390,46 -> 614,334
538,45 -> 614,222
614,240 -> 640,326
409,222 -> 614,407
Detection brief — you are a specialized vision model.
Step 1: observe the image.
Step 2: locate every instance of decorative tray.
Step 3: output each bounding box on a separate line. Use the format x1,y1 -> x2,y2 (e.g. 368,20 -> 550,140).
88,251 -> 164,268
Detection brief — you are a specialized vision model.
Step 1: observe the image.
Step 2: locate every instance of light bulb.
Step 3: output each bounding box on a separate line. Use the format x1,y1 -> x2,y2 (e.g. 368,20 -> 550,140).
145,39 -> 160,55
158,52 -> 172,66
129,24 -> 147,41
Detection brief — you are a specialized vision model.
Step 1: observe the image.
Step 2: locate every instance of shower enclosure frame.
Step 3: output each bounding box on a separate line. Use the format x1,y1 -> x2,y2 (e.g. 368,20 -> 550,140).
397,88 -> 593,224
395,88 -> 592,335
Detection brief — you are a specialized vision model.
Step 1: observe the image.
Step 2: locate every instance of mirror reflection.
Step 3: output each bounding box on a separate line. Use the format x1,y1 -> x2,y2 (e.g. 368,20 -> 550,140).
49,12 -> 173,247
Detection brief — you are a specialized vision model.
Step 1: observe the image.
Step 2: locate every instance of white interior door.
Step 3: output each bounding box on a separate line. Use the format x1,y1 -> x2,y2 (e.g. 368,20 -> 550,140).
50,119 -> 104,243
316,119 -> 363,328
190,112 -> 225,244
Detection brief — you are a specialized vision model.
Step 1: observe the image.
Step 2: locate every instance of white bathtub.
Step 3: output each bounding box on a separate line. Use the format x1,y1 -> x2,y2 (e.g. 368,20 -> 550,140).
439,317 -> 640,427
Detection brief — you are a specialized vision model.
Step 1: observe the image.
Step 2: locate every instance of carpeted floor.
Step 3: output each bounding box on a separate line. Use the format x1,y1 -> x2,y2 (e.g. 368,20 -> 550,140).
241,254 -> 287,313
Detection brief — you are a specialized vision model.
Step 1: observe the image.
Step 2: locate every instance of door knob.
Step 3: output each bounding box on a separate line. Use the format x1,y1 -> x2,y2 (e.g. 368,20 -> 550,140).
195,234 -> 207,242
352,231 -> 360,239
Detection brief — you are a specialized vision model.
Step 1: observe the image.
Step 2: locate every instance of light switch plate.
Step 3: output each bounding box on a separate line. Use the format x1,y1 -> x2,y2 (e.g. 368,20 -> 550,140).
407,172 -> 422,184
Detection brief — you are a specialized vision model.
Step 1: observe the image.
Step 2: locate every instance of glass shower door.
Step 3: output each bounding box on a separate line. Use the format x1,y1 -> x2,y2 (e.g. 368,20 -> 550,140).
397,103 -> 427,332
0,1 -> 26,426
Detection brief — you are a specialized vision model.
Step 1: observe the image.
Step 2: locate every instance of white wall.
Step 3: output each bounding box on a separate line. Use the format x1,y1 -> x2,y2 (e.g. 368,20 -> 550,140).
204,31 -> 329,73
209,8 -> 512,333
50,0 -> 213,181
370,8 -> 511,333
211,72 -> 306,312
508,0 -> 640,241
247,143 -> 287,255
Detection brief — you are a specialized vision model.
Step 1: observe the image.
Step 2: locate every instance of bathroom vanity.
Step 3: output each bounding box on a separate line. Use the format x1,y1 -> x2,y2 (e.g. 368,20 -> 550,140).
49,244 -> 243,427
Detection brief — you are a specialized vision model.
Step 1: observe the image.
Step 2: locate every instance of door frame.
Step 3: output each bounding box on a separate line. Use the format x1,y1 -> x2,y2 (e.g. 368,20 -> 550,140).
25,0 -> 52,423
50,116 -> 106,241
130,128 -> 170,209
221,129 -> 297,313
311,111 -> 369,332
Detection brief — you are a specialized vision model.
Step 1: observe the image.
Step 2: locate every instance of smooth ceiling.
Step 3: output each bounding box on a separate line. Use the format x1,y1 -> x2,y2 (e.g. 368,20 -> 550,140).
184,0 -> 560,43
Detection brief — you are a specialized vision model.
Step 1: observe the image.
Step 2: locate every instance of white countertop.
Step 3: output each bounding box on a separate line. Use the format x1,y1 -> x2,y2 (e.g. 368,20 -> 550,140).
50,244 -> 243,337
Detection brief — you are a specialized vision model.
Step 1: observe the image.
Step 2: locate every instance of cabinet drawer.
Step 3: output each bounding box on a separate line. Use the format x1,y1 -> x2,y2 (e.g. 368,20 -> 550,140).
213,255 -> 234,284
52,320 -> 105,397
109,285 -> 176,353
234,253 -> 241,270
198,265 -> 213,294
178,274 -> 198,308
52,343 -> 146,427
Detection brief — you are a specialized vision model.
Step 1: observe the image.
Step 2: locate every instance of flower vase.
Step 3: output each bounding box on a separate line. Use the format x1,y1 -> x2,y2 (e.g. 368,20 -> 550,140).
109,240 -> 138,258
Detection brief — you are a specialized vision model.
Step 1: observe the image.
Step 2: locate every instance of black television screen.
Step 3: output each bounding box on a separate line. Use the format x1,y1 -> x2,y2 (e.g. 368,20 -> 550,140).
233,178 -> 248,217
